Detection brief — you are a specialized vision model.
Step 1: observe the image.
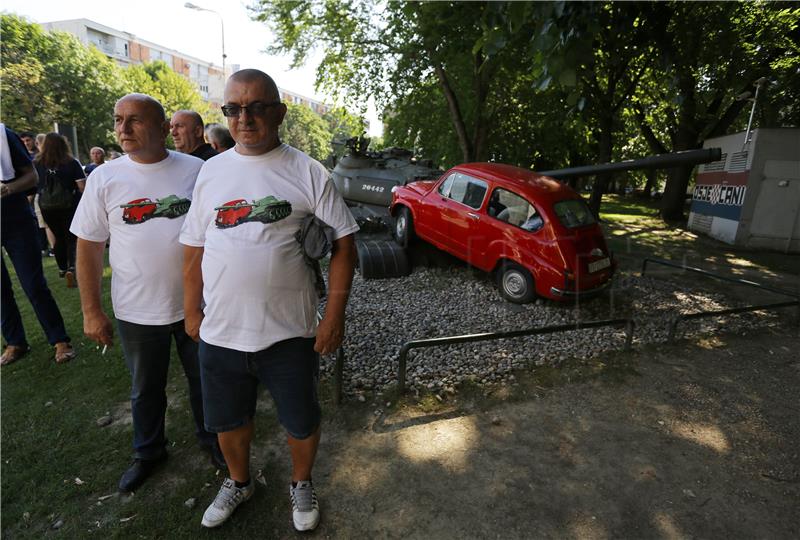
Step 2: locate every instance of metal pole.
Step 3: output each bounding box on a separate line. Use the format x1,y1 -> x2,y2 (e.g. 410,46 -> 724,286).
219,13 -> 226,76
742,78 -> 767,151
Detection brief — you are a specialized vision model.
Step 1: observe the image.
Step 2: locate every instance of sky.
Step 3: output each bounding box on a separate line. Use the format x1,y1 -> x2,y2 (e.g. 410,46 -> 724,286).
3,0 -> 382,135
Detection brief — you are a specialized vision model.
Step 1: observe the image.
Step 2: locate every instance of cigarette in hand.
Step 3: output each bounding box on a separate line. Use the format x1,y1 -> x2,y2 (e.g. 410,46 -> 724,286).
102,345 -> 108,355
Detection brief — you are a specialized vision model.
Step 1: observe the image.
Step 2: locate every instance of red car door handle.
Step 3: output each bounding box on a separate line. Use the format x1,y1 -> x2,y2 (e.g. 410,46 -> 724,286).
467,212 -> 480,220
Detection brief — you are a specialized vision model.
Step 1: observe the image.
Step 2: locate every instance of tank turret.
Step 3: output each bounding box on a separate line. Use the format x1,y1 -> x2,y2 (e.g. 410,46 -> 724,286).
330,136 -> 442,225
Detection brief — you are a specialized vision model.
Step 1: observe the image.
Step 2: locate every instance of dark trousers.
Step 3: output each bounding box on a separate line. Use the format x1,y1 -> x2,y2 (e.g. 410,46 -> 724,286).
41,207 -> 77,273
1,215 -> 70,347
117,319 -> 216,460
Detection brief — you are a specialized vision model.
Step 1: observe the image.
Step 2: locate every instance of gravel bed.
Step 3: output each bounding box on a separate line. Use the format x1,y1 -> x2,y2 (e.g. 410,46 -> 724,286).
318,265 -> 783,398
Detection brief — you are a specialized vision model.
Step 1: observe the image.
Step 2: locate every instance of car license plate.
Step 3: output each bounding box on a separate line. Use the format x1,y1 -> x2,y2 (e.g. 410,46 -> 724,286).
588,257 -> 611,273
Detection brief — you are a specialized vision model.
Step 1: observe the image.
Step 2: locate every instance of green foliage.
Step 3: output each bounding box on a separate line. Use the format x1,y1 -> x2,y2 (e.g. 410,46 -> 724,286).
0,14 -> 125,153
252,1 -> 800,222
123,61 -> 210,118
279,102 -> 334,162
1,14 -> 215,158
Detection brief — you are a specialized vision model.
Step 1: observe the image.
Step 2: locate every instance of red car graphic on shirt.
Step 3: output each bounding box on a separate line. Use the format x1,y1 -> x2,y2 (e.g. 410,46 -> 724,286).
120,198 -> 158,224
214,196 -> 292,228
120,195 -> 191,224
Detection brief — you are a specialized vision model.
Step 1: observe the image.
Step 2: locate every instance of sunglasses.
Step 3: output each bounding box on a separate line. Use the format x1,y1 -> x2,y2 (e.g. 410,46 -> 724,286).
221,101 -> 281,118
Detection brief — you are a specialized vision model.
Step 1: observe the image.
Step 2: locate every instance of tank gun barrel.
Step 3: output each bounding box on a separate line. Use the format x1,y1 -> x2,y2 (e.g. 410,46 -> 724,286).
539,148 -> 722,179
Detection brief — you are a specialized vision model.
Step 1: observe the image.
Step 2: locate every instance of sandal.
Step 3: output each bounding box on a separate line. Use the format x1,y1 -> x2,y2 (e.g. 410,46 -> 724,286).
1,345 -> 30,366
54,342 -> 77,364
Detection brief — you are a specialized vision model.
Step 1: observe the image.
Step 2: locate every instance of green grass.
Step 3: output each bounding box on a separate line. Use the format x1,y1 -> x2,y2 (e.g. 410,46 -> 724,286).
0,255 -> 311,538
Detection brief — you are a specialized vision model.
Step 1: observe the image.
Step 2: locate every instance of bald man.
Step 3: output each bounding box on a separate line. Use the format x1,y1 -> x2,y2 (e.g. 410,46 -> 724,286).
72,93 -> 225,493
182,69 -> 357,531
171,110 -> 217,161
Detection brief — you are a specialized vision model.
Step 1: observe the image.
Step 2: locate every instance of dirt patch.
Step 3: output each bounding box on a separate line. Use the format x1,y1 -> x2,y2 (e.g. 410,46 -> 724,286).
293,325 -> 799,539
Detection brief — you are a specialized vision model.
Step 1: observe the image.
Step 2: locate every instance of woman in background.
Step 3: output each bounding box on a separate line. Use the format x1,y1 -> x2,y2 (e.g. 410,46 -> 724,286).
33,133 -> 85,288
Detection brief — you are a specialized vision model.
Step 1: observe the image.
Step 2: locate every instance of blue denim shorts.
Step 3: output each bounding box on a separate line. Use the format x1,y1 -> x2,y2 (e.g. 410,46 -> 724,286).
198,337 -> 321,439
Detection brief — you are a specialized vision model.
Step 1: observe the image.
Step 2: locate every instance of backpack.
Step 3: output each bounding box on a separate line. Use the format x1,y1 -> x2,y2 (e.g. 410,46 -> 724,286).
39,167 -> 74,211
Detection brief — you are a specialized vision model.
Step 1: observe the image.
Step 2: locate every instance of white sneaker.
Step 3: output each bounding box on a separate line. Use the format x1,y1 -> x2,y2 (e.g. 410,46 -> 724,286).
290,480 -> 320,531
201,478 -> 254,528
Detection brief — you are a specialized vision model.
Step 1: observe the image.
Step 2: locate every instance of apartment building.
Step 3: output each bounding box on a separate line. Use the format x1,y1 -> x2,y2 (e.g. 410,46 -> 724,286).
42,18 -> 332,117
42,18 -> 226,106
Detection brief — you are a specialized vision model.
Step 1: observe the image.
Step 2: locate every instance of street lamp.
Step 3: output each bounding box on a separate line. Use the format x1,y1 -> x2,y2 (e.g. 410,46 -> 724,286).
184,2 -> 226,76
740,77 -> 768,151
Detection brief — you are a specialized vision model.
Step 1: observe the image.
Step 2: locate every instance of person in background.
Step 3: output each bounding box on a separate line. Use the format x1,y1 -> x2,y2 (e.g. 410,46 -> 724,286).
84,147 -> 106,176
171,110 -> 217,161
19,131 -> 38,158
35,133 -> 46,154
1,124 -> 75,365
72,93 -> 225,493
33,133 -> 85,288
205,123 -> 235,153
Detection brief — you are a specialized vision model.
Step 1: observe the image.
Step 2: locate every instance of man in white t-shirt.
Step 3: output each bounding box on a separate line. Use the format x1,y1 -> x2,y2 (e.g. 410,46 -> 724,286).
71,93 -> 225,494
181,69 -> 358,532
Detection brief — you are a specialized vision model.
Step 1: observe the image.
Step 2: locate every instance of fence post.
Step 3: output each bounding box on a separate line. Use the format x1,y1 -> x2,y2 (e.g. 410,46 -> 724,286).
334,347 -> 344,405
624,320 -> 634,351
398,344 -> 410,394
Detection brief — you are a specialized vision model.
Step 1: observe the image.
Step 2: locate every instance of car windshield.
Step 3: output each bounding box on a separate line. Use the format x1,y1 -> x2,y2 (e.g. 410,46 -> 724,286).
553,199 -> 596,228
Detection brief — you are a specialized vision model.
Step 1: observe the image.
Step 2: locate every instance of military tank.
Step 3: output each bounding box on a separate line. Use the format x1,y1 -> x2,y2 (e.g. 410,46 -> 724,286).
120,195 -> 191,224
330,136 -> 442,226
214,196 -> 292,228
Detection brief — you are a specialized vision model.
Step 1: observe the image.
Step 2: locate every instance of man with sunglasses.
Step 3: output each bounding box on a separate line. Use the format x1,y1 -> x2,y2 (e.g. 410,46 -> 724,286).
181,69 -> 358,532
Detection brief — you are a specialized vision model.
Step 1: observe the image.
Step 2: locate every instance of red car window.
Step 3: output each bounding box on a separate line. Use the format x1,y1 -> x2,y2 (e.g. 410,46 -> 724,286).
490,188 -> 544,232
446,173 -> 487,209
553,199 -> 596,228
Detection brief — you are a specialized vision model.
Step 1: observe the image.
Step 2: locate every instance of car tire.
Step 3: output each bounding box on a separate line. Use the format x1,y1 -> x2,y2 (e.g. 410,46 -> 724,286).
394,206 -> 414,248
497,262 -> 536,304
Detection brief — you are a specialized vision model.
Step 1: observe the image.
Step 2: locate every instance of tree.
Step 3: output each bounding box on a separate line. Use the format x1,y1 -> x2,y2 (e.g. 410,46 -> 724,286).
0,14 -> 125,154
279,102 -> 334,162
251,0 -> 534,163
123,61 -> 211,119
1,15 -> 217,156
633,2 -> 800,220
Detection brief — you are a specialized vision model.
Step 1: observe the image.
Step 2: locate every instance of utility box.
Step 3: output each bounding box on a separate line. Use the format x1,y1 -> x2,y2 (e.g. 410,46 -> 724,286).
688,128 -> 800,252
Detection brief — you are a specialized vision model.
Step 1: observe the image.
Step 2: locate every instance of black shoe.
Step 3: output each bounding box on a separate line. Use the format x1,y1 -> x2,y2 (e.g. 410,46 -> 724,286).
201,441 -> 227,470
118,453 -> 167,493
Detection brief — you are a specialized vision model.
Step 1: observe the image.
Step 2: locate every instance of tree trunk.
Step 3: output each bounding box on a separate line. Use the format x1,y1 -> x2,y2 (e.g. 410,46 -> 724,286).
588,115 -> 614,217
434,64 -> 473,162
660,165 -> 693,221
643,169 -> 657,198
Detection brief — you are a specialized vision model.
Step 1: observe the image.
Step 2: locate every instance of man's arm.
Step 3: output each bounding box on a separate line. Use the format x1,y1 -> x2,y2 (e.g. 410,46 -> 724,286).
76,238 -> 113,346
183,245 -> 205,342
315,234 -> 356,355
0,164 -> 38,198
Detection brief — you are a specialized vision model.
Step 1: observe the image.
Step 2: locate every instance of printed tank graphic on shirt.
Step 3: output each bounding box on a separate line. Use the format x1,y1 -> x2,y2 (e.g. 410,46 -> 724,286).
214,196 -> 292,228
120,195 -> 191,224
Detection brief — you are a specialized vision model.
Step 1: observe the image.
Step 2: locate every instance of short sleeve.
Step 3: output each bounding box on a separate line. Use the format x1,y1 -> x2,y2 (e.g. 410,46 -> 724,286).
69,171 -> 110,242
179,178 -> 207,247
69,159 -> 86,181
313,172 -> 359,240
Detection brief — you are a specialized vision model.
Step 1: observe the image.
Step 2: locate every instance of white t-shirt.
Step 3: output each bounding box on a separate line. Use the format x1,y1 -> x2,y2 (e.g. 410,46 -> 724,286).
70,151 -> 203,325
180,144 -> 359,352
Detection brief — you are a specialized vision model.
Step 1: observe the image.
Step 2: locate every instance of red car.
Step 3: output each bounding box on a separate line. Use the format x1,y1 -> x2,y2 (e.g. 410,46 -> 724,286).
389,163 -> 615,303
215,199 -> 252,228
121,198 -> 157,224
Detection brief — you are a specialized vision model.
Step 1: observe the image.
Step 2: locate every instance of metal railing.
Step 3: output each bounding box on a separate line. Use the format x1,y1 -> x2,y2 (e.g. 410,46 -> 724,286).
641,258 -> 800,340
397,318 -> 635,393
